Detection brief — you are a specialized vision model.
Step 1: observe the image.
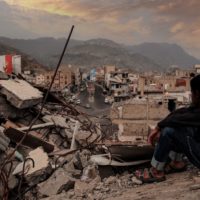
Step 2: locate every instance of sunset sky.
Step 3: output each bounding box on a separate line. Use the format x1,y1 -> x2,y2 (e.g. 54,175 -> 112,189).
1,0 -> 200,58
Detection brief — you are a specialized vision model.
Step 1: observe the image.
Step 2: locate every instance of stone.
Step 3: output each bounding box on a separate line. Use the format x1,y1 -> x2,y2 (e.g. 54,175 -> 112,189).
74,176 -> 101,195
63,157 -> 82,178
8,175 -> 18,189
62,141 -> 68,148
0,79 -> 43,109
104,176 -> 117,185
49,134 -> 63,147
13,147 -> 52,184
81,164 -> 99,181
38,168 -> 75,197
131,176 -> 143,185
60,128 -> 73,139
75,130 -> 97,146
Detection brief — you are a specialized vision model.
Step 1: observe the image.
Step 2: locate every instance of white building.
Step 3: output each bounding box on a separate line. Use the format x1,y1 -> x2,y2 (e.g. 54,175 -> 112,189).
0,55 -> 22,75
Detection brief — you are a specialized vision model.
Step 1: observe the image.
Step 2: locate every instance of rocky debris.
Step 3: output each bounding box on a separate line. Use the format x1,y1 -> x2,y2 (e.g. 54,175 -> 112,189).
38,168 -> 75,197
44,172 -> 144,200
62,150 -> 92,178
13,147 -> 52,184
75,129 -> 97,146
0,78 -> 43,109
131,176 -> 143,185
0,126 -> 10,152
0,72 -> 196,200
74,176 -> 101,196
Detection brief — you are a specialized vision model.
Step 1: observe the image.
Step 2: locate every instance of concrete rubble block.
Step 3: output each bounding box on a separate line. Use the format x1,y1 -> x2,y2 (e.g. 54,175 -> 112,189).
49,133 -> 63,147
0,95 -> 24,118
75,130 -> 97,146
131,176 -> 142,185
60,128 -> 73,139
81,164 -> 99,181
63,158 -> 82,178
62,150 -> 92,178
38,168 -> 75,197
13,147 -> 52,184
43,115 -> 74,129
74,175 -> 101,195
0,79 -> 43,109
104,176 -> 117,185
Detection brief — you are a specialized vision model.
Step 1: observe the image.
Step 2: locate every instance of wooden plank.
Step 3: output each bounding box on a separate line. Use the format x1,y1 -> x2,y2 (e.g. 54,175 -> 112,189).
5,127 -> 54,153
17,122 -> 55,131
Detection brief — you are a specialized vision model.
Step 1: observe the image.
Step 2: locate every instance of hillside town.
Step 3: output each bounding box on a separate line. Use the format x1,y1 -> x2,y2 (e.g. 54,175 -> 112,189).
1,54 -> 197,105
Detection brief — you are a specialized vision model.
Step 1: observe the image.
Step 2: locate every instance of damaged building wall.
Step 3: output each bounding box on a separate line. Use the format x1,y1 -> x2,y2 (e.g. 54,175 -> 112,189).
110,100 -> 169,141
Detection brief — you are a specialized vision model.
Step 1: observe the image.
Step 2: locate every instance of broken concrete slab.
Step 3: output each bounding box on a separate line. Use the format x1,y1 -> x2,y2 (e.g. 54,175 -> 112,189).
13,147 -> 49,175
0,79 -> 43,109
60,128 -> 73,139
5,127 -> 54,153
38,168 -> 75,197
81,164 -> 99,181
49,134 -> 63,147
13,147 -> 52,184
42,115 -> 73,128
74,176 -> 101,195
0,95 -> 24,119
75,129 -> 97,146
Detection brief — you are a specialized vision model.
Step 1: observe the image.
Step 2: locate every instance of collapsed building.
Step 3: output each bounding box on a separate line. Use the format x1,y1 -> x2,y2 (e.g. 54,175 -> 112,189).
0,66 -> 175,200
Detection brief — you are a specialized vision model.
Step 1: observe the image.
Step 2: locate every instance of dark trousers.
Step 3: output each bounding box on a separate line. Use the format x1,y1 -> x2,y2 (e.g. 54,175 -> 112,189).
151,126 -> 200,170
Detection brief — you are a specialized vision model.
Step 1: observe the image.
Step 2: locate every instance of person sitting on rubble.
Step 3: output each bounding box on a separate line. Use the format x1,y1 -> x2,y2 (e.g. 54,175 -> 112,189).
135,74 -> 200,183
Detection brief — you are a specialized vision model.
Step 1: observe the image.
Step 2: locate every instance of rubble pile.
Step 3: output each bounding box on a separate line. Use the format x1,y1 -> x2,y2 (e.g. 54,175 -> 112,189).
0,76 -> 106,199
0,75 -> 154,200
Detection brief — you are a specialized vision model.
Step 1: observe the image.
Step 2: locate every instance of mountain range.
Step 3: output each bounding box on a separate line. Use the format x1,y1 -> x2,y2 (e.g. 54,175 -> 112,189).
0,37 -> 199,72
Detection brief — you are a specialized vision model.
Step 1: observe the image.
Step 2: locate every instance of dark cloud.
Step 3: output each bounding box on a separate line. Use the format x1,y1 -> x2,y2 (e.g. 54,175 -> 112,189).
2,0 -> 200,58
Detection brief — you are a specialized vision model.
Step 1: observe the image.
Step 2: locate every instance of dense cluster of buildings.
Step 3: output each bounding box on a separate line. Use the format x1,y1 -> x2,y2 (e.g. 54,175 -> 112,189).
1,54 -> 200,105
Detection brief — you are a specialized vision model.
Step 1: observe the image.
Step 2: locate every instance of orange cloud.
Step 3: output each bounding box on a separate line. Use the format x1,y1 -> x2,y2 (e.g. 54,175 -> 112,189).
4,0 -> 86,17
170,22 -> 185,33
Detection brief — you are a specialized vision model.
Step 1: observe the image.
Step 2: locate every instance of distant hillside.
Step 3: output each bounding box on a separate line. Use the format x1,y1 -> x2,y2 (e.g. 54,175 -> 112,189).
0,37 -> 198,71
0,37 -> 162,71
127,42 -> 200,68
0,42 -> 45,72
61,42 -> 162,71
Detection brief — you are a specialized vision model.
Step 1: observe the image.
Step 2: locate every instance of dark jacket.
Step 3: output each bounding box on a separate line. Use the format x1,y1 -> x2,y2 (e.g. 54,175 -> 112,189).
158,106 -> 200,128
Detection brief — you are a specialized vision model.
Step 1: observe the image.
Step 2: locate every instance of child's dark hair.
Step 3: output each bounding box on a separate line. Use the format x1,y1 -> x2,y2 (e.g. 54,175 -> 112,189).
190,74 -> 200,93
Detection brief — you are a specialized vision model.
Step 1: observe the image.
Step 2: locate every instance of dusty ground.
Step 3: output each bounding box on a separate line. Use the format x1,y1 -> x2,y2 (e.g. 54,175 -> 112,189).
108,171 -> 200,200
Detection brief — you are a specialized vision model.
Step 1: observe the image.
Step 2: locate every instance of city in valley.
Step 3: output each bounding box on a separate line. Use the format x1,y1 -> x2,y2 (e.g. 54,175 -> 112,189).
1,1 -> 200,200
